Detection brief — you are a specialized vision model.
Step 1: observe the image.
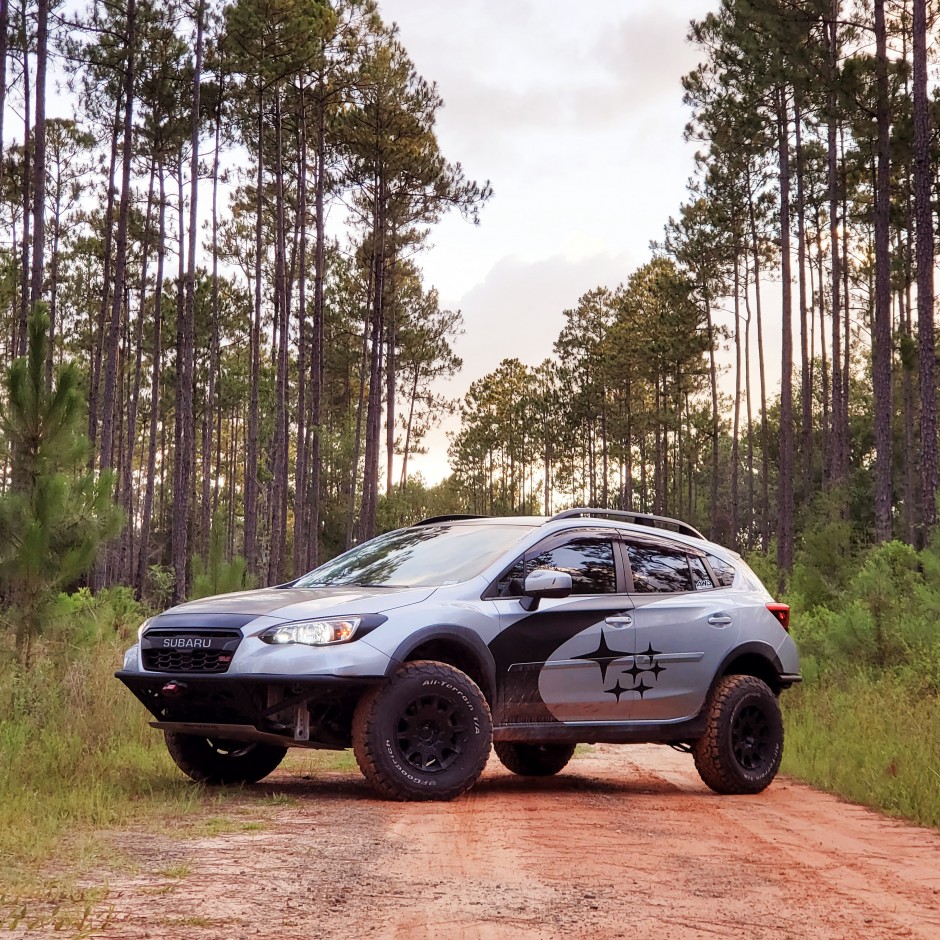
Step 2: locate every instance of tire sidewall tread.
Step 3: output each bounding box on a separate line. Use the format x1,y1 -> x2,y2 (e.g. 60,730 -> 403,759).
352,660 -> 492,801
494,741 -> 576,777
693,674 -> 783,795
164,730 -> 287,785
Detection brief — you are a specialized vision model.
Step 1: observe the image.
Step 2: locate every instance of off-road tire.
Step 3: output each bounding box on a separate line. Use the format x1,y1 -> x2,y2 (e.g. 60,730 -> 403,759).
164,731 -> 287,785
693,674 -> 783,795
494,741 -> 576,777
352,660 -> 492,801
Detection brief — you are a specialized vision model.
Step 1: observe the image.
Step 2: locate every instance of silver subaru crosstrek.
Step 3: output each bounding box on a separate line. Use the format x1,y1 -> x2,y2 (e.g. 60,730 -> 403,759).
117,508 -> 800,801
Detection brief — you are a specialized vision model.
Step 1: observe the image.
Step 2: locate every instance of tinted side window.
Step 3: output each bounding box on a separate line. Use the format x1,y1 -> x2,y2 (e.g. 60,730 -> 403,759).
689,555 -> 714,591
528,538 -> 616,595
627,544 -> 693,593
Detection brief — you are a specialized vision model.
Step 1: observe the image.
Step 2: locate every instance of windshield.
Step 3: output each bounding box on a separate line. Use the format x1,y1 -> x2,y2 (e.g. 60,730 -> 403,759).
295,524 -> 535,588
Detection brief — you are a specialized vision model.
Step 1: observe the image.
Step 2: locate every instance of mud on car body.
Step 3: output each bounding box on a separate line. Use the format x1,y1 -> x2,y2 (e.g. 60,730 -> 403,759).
117,508 -> 800,801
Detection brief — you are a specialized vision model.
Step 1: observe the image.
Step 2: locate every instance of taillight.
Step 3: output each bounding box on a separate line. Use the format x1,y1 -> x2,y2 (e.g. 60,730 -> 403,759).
767,603 -> 790,631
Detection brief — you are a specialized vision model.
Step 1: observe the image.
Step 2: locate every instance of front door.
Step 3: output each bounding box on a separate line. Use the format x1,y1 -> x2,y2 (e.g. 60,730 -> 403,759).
487,533 -> 636,724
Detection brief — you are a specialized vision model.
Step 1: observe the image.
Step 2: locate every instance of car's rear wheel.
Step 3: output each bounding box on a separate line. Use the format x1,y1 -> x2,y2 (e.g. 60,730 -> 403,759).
164,730 -> 287,785
494,741 -> 576,777
352,660 -> 492,801
693,674 -> 783,794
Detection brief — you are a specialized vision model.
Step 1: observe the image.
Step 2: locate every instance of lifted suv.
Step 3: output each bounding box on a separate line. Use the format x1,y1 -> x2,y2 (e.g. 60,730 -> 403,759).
117,509 -> 800,801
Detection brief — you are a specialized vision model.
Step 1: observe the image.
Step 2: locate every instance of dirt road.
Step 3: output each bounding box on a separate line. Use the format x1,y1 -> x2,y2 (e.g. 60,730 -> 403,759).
87,745 -> 940,939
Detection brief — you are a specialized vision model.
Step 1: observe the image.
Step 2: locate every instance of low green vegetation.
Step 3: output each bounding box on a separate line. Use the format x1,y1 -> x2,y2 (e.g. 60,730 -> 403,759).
0,589 -> 356,890
773,534 -> 940,829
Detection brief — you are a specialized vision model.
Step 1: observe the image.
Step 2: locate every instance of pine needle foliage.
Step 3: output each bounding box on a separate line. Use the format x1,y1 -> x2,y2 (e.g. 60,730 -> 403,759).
0,307 -> 122,666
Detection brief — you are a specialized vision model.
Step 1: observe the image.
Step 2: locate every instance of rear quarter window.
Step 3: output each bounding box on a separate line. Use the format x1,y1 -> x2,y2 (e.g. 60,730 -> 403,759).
706,554 -> 736,588
627,544 -> 694,593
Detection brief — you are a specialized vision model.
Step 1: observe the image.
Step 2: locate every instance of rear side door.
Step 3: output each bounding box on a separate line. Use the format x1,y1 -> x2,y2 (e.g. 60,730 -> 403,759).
622,538 -> 739,723
486,531 -> 636,725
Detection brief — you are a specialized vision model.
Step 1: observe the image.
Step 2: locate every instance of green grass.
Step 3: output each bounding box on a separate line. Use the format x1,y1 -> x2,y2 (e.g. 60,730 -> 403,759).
782,671 -> 940,829
0,622 -> 373,895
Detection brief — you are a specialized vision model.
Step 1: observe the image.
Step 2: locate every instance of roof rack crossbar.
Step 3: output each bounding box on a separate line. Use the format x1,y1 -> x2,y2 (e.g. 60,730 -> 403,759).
550,507 -> 705,540
414,514 -> 488,526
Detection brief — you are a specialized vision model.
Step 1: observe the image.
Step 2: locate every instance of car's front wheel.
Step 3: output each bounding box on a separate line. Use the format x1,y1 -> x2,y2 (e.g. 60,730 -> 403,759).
494,741 -> 576,777
164,731 -> 287,785
692,674 -> 783,794
352,660 -> 492,801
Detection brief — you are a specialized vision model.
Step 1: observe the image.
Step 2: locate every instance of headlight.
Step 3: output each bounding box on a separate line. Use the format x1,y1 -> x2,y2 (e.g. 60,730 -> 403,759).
136,618 -> 152,642
260,617 -> 362,646
123,644 -> 140,669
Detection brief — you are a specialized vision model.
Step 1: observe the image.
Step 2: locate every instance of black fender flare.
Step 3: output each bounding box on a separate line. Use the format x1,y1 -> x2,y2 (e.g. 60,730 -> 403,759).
713,641 -> 786,691
387,625 -> 498,703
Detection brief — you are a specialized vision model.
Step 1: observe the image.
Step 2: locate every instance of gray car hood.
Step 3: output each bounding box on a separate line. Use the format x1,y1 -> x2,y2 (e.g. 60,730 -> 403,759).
153,585 -> 437,624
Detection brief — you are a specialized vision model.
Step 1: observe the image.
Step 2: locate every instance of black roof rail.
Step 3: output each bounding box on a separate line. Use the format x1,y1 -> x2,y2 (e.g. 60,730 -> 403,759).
414,514 -> 489,526
550,507 -> 706,540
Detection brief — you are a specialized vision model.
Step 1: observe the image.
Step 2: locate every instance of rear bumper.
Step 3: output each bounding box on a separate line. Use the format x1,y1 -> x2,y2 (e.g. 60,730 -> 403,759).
116,670 -> 384,747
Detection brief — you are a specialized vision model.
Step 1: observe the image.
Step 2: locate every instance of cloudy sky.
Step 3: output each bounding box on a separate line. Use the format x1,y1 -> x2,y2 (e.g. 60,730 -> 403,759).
377,0 -> 718,483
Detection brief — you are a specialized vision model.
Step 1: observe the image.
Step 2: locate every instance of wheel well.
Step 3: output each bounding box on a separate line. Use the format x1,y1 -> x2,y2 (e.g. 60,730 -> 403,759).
720,653 -> 781,694
403,640 -> 492,704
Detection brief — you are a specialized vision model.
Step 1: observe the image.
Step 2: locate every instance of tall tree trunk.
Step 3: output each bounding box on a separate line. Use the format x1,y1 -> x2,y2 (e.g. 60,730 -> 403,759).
269,89 -> 289,585
746,170 -> 769,547
244,84 -> 264,572
777,87 -> 794,575
914,0 -> 936,536
203,61 -> 224,558
98,0 -> 137,477
361,181 -> 386,542
307,70 -> 328,569
89,96 -> 121,450
137,163 -> 166,597
828,3 -> 846,485
795,100 -> 812,496
293,84 -> 308,577
28,0 -> 47,310
732,255 -> 742,549
16,0 -> 30,356
705,292 -> 719,538
122,159 -> 155,584
872,0 -> 893,542
171,0 -> 203,603
0,0 -> 8,190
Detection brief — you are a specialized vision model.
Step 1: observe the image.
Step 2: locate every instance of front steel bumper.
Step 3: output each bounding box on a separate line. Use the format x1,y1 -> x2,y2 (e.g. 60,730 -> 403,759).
116,670 -> 385,749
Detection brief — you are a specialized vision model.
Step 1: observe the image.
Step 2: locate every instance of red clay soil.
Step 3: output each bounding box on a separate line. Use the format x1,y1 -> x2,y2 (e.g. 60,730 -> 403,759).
82,744 -> 940,939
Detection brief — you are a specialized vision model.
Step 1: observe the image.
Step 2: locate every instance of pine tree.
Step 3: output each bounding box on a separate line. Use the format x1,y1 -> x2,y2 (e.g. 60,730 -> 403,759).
0,307 -> 122,665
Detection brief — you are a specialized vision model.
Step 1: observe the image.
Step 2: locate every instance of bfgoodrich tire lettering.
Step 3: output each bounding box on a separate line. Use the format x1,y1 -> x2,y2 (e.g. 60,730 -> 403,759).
164,730 -> 287,785
352,660 -> 492,801
693,674 -> 783,795
494,741 -> 576,777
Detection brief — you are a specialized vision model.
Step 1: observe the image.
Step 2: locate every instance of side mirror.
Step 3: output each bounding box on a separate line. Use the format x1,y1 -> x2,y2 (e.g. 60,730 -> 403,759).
520,568 -> 573,611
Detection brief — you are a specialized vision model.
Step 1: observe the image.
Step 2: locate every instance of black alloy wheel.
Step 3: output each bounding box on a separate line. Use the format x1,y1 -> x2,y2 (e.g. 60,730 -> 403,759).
396,693 -> 468,774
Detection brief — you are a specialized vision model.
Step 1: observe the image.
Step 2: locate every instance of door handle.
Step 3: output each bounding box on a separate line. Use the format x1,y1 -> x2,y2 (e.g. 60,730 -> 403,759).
708,614 -> 733,626
605,615 -> 633,628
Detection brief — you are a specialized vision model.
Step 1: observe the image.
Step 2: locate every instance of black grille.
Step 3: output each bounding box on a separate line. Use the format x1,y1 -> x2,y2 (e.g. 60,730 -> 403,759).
141,629 -> 242,674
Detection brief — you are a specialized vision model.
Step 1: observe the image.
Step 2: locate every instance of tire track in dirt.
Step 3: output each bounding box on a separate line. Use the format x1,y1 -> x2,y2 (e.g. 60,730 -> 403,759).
70,745 -> 940,940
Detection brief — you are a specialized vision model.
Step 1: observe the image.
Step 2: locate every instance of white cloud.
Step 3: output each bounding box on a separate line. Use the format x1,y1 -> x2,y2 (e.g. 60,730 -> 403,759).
377,0 -> 718,484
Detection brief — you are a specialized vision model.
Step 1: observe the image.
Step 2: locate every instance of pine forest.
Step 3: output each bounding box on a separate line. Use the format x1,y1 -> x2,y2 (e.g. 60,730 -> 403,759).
1,0 -> 939,610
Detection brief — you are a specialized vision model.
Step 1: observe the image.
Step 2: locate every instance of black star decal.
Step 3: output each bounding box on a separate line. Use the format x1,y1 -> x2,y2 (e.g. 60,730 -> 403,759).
573,630 -> 630,684
605,679 -> 630,702
633,679 -> 653,698
649,662 -> 666,679
623,661 -> 648,680
638,643 -> 662,660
